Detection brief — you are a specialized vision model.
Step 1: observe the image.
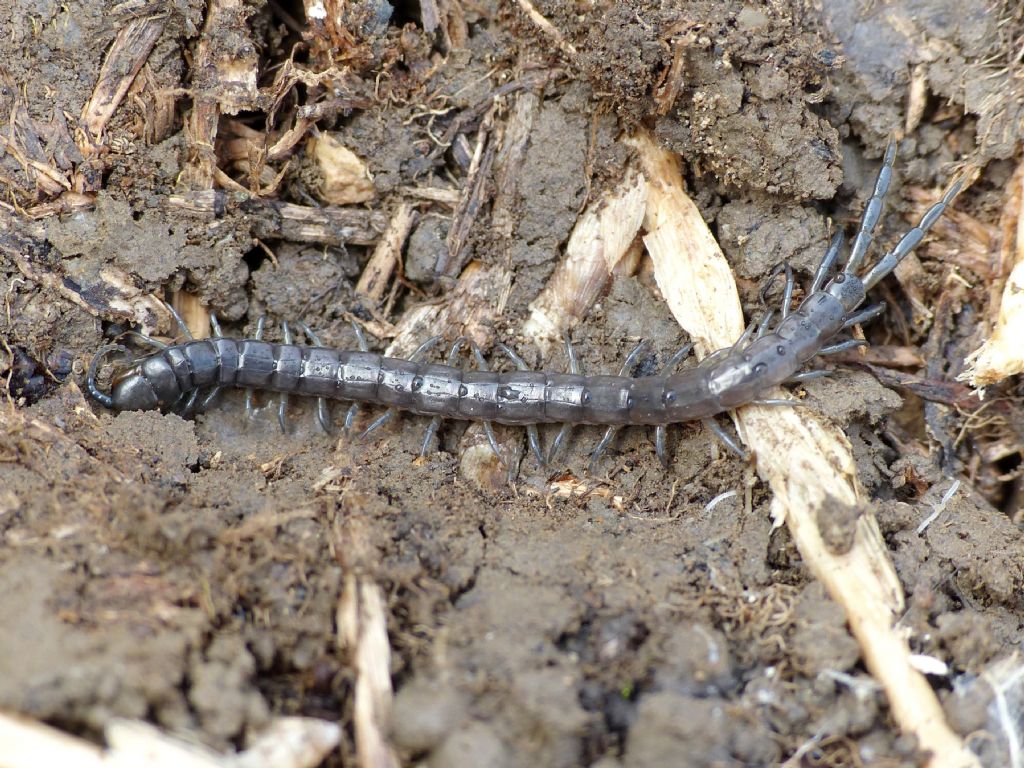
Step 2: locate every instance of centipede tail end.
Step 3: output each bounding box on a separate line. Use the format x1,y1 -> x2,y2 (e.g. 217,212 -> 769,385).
86,344 -> 131,409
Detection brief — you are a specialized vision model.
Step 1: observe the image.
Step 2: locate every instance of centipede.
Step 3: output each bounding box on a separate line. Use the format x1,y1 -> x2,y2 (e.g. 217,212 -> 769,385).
86,141 -> 963,469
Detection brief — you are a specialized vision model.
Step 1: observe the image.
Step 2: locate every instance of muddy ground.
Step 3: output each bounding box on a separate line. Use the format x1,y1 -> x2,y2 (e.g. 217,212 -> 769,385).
1,0 -> 1023,766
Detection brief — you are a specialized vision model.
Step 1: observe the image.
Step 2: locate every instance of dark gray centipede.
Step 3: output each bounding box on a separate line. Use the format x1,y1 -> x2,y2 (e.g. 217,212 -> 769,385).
86,141 -> 963,468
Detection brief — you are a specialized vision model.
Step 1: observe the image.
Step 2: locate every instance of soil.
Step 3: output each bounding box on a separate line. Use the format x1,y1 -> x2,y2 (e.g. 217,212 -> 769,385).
2,1 -> 1023,767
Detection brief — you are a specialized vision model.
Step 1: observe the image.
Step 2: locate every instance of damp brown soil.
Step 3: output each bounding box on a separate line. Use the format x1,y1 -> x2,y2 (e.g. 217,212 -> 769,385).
1,0 -> 1023,766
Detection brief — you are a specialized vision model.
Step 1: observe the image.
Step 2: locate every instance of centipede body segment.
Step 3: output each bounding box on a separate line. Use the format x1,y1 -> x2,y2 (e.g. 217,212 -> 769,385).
86,141 -> 963,467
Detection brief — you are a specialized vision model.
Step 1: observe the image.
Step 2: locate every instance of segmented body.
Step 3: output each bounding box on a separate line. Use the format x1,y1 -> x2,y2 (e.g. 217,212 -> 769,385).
92,274 -> 861,425
86,141 -> 962,450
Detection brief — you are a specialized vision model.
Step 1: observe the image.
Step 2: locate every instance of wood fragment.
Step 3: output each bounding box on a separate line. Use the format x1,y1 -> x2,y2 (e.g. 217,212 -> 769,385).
170,290 -> 211,339
356,203 -> 416,303
962,155 -> 1024,387
522,169 -> 648,354
79,14 -> 167,148
309,134 -> 376,205
439,106 -> 498,278
336,518 -> 400,768
1,216 -> 164,331
182,0 -> 260,189
629,127 -> 980,768
165,191 -> 387,246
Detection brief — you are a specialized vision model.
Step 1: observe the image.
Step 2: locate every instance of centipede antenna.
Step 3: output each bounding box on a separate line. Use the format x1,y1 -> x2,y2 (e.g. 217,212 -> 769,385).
210,314 -> 223,337
756,310 -> 775,339
844,139 -> 897,277
841,302 -> 886,330
85,343 -> 129,408
811,231 -> 845,294
164,301 -> 194,340
818,338 -> 867,356
702,418 -> 747,459
862,177 -> 965,291
787,370 -> 830,383
654,425 -> 669,468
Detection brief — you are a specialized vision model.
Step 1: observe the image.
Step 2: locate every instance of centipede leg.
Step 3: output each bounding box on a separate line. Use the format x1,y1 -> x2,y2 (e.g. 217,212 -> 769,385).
360,409 -> 394,440
702,418 -> 747,459
787,370 -> 830,383
181,388 -> 202,417
341,321 -> 369,436
818,339 -> 867,356
548,334 -> 582,465
587,340 -> 648,473
199,386 -> 223,411
654,426 -> 669,468
163,300 -> 195,340
277,321 -> 295,434
841,302 -> 886,330
244,316 -> 266,423
210,314 -> 223,337
810,232 -> 845,294
420,339 -> 468,458
758,263 -> 795,319
496,342 -> 545,467
343,403 -> 360,436
468,341 -> 508,467
650,344 -> 692,468
298,322 -> 333,433
126,331 -> 168,350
